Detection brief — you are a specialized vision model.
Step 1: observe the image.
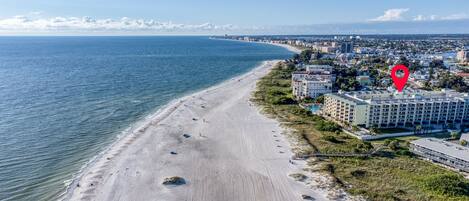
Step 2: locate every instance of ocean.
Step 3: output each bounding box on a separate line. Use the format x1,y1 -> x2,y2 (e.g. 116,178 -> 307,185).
0,36 -> 292,201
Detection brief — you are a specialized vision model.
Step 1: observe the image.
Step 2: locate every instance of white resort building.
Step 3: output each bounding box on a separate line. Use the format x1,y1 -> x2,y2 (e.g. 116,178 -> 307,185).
322,89 -> 469,128
292,65 -> 334,99
410,138 -> 469,172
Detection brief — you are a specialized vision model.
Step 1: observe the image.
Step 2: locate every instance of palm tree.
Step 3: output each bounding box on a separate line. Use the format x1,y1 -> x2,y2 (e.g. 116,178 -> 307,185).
450,131 -> 459,140
414,125 -> 422,135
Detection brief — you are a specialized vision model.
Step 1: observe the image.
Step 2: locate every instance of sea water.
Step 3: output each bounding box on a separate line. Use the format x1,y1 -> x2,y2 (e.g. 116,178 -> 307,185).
0,36 -> 292,200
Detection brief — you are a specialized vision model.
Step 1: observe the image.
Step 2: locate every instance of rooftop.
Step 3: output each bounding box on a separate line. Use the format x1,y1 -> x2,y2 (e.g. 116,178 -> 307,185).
411,138 -> 469,162
335,89 -> 469,104
292,71 -> 332,75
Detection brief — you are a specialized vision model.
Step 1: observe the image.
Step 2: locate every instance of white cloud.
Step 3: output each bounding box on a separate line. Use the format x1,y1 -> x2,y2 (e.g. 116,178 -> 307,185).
0,15 -> 238,34
28,11 -> 43,16
413,15 -> 425,21
370,8 -> 409,22
413,13 -> 469,21
440,13 -> 469,20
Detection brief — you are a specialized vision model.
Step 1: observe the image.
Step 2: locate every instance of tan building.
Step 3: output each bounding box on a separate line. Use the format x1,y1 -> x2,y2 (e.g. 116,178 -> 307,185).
322,89 -> 469,128
292,78 -> 332,99
292,65 -> 334,99
457,50 -> 469,63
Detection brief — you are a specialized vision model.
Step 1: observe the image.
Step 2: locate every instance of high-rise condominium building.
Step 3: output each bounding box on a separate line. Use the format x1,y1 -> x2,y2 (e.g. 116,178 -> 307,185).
322,89 -> 469,128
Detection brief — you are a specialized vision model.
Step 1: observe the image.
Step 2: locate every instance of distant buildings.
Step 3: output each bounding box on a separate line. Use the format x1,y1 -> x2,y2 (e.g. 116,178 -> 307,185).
312,44 -> 337,53
322,89 -> 469,128
292,65 -> 334,99
305,64 -> 333,72
410,70 -> 430,81
340,42 -> 353,53
457,50 -> 469,63
410,138 -> 469,172
356,75 -> 372,87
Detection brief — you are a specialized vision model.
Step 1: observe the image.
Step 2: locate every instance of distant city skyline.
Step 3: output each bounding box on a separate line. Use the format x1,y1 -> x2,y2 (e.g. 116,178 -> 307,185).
1,0 -> 469,35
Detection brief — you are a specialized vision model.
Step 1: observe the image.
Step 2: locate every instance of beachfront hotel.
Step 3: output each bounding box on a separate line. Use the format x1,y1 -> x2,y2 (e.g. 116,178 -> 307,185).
410,138 -> 469,172
292,65 -> 334,99
322,89 -> 469,128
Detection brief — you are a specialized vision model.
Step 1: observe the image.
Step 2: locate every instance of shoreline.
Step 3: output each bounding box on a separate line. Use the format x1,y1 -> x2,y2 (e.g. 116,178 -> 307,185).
63,60 -> 278,200
65,42 -> 317,201
63,37 -> 302,200
65,59 -> 338,201
210,37 -> 302,54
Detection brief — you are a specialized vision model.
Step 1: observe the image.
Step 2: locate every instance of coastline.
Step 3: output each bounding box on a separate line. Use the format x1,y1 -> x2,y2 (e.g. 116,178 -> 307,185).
65,42 -> 338,201
62,60 -> 276,200
210,37 -> 302,54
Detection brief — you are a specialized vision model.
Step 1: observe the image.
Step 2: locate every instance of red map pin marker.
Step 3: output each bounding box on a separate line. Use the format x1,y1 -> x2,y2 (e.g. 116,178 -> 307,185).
390,64 -> 409,92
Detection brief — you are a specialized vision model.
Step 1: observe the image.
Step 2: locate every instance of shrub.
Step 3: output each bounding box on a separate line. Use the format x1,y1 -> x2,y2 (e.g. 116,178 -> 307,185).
315,120 -> 341,132
313,95 -> 325,104
290,107 -> 311,116
396,149 -> 412,156
388,140 -> 400,151
383,139 -> 392,146
461,140 -> 468,146
421,174 -> 469,197
323,135 -> 340,143
350,169 -> 367,178
289,173 -> 307,181
322,163 -> 335,173
270,96 -> 295,105
356,142 -> 374,151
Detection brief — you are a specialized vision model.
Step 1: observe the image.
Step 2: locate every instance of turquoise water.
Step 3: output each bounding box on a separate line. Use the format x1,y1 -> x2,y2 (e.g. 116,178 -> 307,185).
0,36 -> 292,201
309,105 -> 321,113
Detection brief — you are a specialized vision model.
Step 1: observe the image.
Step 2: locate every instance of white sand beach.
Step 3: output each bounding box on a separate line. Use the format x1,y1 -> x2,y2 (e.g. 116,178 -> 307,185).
66,59 -> 349,201
267,43 -> 302,54
210,37 -> 302,54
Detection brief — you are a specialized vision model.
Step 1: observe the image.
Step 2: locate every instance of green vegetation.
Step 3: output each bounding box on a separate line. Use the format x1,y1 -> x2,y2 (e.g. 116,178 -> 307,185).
289,173 -> 308,182
315,120 -> 341,132
299,95 -> 324,104
422,174 -> 469,197
377,127 -> 411,134
334,67 -> 362,91
434,71 -> 469,92
451,131 -> 460,140
313,95 -> 324,104
292,49 -> 323,64
252,61 -> 469,201
421,64 -> 469,92
462,140 -> 468,146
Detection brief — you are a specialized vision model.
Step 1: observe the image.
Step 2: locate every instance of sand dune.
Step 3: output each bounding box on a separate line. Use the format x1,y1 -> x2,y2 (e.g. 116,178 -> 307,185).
67,60 -> 336,201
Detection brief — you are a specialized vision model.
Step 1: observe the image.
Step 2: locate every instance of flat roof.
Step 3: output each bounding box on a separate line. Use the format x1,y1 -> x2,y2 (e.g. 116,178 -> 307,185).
325,93 -> 368,105
411,138 -> 469,162
334,89 -> 469,105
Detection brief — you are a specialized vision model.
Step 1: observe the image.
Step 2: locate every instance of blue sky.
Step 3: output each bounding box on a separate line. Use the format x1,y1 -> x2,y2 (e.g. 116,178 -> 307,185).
1,0 -> 469,34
